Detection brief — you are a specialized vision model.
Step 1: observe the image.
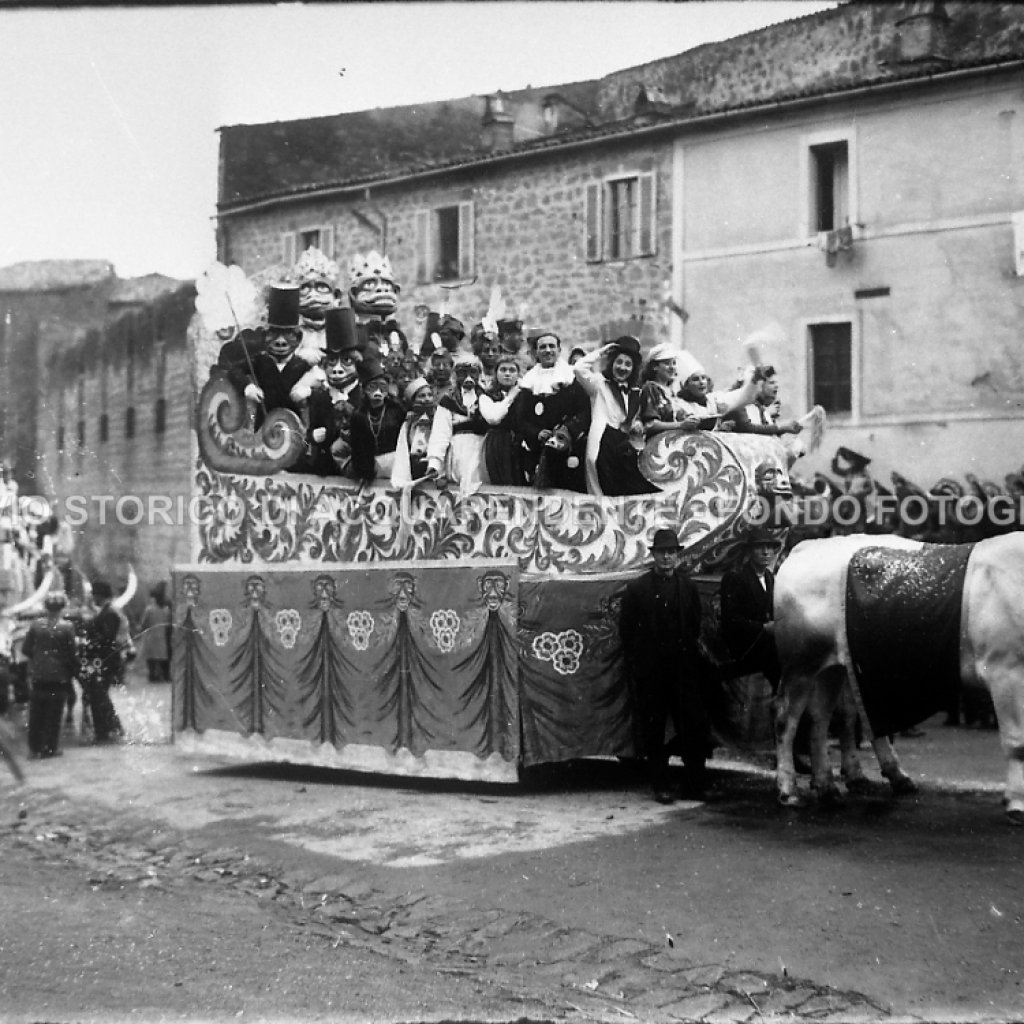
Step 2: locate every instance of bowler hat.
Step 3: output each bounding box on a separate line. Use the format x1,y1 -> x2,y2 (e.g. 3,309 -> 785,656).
650,528 -> 682,551
324,307 -> 360,357
266,285 -> 301,330
610,335 -> 642,361
831,446 -> 871,477
746,528 -> 783,547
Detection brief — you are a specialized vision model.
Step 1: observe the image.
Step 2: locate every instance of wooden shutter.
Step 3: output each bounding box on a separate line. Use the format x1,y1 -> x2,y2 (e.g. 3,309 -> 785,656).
321,225 -> 335,260
638,172 -> 656,256
458,201 -> 474,279
585,182 -> 602,262
414,209 -> 431,284
281,232 -> 296,268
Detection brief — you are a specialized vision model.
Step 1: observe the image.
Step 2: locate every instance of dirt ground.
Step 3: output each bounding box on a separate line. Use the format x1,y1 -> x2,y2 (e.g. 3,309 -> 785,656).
1,680 -> 1022,1023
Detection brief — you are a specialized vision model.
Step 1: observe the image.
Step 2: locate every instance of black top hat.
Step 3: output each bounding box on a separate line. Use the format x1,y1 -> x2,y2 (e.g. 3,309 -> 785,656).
357,357 -> 387,385
266,285 -> 301,330
91,579 -> 113,601
831,446 -> 871,477
324,307 -> 360,357
650,528 -> 682,551
610,335 -> 642,361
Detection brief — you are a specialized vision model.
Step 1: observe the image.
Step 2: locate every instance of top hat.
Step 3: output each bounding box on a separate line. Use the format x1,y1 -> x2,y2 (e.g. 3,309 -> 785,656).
831,446 -> 871,477
358,357 -> 387,386
324,307 -> 360,358
609,335 -> 642,362
650,528 -> 682,551
266,285 -> 301,330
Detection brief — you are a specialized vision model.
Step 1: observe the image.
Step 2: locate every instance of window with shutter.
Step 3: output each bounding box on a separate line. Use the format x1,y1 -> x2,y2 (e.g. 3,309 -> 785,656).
299,228 -> 321,252
321,225 -> 335,260
585,183 -> 602,262
458,202 -> 474,279
282,232 -> 297,268
414,210 -> 431,284
638,172 -> 656,256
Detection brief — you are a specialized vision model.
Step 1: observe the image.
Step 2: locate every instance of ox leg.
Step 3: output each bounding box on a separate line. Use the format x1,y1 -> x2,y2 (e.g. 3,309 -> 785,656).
871,735 -> 918,796
807,667 -> 846,807
775,671 -> 811,806
836,683 -> 872,793
984,669 -> 1024,823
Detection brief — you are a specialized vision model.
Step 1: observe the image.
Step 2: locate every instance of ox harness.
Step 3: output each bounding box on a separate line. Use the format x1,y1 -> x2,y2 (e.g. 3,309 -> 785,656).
845,543 -> 974,737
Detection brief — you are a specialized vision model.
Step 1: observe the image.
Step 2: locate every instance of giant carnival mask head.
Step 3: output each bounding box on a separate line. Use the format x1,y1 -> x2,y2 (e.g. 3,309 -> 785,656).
348,251 -> 400,319
292,248 -> 340,324
264,285 -> 303,360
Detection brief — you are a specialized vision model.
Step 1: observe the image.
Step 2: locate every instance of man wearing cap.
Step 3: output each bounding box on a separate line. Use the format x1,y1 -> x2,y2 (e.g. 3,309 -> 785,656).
22,591 -> 77,759
619,529 -> 713,803
719,530 -> 783,692
392,378 -> 447,486
229,285 -> 323,431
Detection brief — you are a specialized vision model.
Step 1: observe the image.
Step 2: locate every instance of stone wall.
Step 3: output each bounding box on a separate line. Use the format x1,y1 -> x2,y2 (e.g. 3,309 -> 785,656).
222,138 -> 676,348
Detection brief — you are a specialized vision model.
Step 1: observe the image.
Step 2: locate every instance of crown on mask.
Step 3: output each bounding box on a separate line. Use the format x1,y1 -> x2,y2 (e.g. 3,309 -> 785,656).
349,250 -> 396,288
291,247 -> 339,286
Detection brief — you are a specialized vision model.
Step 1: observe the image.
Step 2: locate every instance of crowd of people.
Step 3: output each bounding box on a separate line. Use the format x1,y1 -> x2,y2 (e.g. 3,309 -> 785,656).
215,260 -> 807,496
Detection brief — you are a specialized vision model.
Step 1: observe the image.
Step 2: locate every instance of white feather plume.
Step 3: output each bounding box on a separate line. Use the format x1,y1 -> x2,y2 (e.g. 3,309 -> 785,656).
481,285 -> 506,336
195,262 -> 260,335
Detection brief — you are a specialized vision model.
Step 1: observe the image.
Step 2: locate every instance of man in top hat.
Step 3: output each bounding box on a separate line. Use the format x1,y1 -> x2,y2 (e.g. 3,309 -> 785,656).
348,358 -> 405,483
305,307 -> 363,475
719,528 -> 784,692
619,529 -> 714,803
230,284 -> 323,431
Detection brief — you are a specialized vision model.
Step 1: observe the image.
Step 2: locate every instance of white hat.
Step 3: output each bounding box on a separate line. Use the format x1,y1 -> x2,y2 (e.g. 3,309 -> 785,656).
647,342 -> 677,364
676,349 -> 706,382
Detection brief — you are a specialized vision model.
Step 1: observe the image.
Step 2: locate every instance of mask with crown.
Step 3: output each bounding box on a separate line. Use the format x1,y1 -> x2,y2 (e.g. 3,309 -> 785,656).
349,251 -> 400,319
291,248 -> 341,324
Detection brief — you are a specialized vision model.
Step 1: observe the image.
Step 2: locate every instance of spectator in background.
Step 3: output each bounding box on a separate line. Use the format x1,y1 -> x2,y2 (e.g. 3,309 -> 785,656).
23,591 -> 77,759
138,585 -> 172,683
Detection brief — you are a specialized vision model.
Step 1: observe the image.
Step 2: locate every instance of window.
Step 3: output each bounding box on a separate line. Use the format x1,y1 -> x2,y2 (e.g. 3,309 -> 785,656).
77,419 -> 85,449
809,322 -> 852,415
126,406 -> 136,439
585,172 -> 656,263
414,202 -> 474,283
282,225 -> 335,267
99,413 -> 109,443
810,141 -> 849,233
155,397 -> 167,435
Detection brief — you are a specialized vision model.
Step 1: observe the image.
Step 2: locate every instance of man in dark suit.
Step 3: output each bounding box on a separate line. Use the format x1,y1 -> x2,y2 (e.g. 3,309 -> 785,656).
619,529 -> 712,803
719,529 -> 783,692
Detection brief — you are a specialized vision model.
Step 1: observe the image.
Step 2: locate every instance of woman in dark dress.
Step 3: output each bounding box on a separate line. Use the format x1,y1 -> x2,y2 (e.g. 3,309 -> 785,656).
480,354 -> 524,486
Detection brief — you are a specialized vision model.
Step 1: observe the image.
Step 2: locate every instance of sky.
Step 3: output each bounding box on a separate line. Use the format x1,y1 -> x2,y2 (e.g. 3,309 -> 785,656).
0,1 -> 835,282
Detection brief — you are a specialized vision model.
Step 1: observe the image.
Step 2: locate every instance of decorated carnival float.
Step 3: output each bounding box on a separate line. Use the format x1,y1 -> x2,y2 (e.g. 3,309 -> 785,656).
174,249 -> 823,781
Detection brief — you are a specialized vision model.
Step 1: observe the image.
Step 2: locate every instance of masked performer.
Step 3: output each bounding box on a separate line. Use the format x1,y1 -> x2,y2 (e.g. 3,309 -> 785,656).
306,307 -> 362,476
348,251 -> 407,363
392,378 -> 446,486
348,360 -> 404,483
291,247 -> 342,365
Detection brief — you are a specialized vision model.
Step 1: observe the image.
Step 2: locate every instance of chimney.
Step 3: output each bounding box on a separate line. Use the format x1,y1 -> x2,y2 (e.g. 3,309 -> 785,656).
895,1 -> 951,64
482,93 -> 515,153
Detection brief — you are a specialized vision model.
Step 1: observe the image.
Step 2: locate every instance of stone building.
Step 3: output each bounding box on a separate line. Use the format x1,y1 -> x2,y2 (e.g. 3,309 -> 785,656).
0,260 -> 195,607
216,1 -> 1024,485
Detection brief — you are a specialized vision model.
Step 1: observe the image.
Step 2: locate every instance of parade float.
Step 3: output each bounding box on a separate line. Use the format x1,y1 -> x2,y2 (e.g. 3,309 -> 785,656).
173,255 -> 818,781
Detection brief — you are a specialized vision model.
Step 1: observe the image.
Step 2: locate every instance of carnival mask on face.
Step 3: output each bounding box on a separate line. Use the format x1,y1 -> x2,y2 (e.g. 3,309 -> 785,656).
299,280 -> 336,321
352,275 -> 399,318
266,327 -> 302,361
429,353 -> 453,386
364,379 -> 389,408
455,363 -> 481,388
327,356 -> 358,390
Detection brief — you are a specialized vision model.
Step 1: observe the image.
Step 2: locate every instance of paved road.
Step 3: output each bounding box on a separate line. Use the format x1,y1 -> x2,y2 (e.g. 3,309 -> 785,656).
2,676 -> 1021,1022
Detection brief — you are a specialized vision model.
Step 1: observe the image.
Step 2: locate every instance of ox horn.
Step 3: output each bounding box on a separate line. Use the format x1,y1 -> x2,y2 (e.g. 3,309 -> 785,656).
111,565 -> 138,611
3,570 -> 56,618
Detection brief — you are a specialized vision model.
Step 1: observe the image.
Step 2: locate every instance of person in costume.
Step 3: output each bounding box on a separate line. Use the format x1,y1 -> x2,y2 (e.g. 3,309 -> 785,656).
348,360 -> 405,483
640,342 -> 693,435
513,332 -> 589,491
724,365 -> 804,437
470,323 -> 503,391
573,337 -> 657,497
348,251 -> 407,363
291,247 -> 342,365
306,307 -> 362,476
480,353 -> 524,486
392,378 -> 447,487
75,579 -> 125,744
497,318 -> 525,356
229,285 -> 322,431
433,354 -> 489,490
673,351 -> 757,431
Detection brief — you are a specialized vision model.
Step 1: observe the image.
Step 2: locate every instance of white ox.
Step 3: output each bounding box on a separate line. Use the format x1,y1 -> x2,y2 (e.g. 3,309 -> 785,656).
774,533 -> 1024,824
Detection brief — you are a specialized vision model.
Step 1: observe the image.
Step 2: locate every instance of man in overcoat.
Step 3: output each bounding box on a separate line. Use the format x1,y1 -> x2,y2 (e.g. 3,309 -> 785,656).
619,529 -> 712,803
